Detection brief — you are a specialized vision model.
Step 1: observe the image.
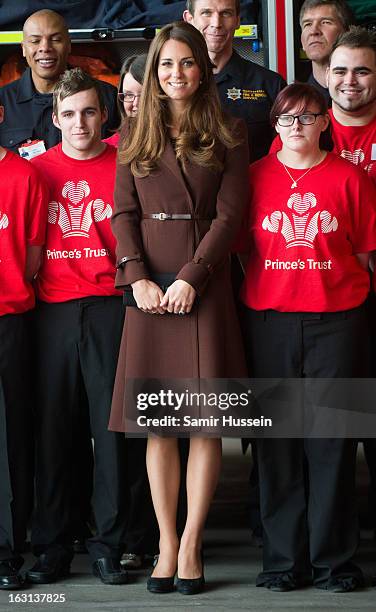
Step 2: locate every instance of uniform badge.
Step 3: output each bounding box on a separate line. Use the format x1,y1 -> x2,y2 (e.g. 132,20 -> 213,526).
226,87 -> 242,101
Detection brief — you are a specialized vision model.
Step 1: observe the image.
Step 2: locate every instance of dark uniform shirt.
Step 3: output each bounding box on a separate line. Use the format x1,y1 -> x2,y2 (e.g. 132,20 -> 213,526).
307,73 -> 332,106
0,67 -> 119,153
215,51 -> 286,161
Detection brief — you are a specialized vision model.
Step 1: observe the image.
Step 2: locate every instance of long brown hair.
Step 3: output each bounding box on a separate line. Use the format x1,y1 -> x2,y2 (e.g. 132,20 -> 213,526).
118,21 -> 239,177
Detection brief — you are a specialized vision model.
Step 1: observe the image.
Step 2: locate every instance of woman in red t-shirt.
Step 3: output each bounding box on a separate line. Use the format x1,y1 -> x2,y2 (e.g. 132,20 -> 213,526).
239,83 -> 376,593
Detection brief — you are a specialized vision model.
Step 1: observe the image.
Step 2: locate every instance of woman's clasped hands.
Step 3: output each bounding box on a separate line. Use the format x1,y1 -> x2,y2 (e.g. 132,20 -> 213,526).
131,279 -> 196,315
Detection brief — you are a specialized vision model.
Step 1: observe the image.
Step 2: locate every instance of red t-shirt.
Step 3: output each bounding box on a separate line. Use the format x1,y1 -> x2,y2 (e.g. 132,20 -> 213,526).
269,110 -> 376,184
329,109 -> 376,184
0,150 -> 47,316
104,133 -> 120,147
240,152 -> 376,312
32,143 -> 121,303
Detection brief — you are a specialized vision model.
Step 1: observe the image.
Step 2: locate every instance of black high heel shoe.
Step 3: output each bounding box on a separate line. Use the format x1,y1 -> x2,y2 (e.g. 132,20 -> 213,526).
146,574 -> 175,594
176,552 -> 205,595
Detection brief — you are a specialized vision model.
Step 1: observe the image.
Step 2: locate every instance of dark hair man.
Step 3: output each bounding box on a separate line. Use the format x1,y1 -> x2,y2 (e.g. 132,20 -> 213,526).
300,0 -> 353,101
0,10 -> 118,155
25,68 -> 127,586
184,0 -> 286,161
327,26 -> 376,182
270,25 -> 376,177
328,26 -> 376,538
0,103 -> 47,589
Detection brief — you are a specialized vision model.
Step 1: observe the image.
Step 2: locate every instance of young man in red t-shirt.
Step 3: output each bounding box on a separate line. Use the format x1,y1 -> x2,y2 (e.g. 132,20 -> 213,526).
327,26 -> 376,538
0,103 -> 48,589
270,28 -> 376,182
26,68 -> 127,586
327,26 -> 376,184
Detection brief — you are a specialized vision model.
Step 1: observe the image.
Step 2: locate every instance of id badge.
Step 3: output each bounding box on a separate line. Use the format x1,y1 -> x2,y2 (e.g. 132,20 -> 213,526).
18,139 -> 46,160
371,143 -> 376,161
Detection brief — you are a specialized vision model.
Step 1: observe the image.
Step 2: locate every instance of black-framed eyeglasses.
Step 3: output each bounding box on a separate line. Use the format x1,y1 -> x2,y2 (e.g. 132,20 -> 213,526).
276,113 -> 323,127
118,92 -> 141,103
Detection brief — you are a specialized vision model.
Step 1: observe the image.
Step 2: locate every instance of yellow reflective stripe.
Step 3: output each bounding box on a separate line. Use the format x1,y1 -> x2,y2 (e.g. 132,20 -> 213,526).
0,31 -> 23,44
156,25 -> 257,39
234,25 -> 257,38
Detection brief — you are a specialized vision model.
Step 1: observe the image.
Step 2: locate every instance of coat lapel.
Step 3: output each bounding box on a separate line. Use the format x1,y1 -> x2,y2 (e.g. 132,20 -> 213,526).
159,140 -> 195,214
159,139 -> 182,183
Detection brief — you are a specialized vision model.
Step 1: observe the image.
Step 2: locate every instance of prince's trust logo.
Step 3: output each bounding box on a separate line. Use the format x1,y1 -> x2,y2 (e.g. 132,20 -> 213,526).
0,211 -> 9,230
262,192 -> 338,248
340,148 -> 373,174
48,180 -> 112,239
340,148 -> 364,165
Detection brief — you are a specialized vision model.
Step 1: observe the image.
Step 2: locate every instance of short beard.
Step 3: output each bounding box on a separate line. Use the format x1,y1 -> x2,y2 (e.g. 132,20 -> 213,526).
332,93 -> 376,114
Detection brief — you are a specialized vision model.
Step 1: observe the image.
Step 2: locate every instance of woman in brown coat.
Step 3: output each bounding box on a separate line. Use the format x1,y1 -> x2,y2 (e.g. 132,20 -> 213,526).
109,21 -> 249,594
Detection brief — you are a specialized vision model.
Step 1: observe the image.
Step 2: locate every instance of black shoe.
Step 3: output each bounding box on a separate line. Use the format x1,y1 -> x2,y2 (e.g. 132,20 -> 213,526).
176,574 -> 205,595
176,550 -> 205,595
265,574 -> 298,592
26,553 -> 71,584
0,559 -> 24,590
320,576 -> 362,593
92,558 -> 127,585
121,553 -> 143,569
147,575 -> 175,594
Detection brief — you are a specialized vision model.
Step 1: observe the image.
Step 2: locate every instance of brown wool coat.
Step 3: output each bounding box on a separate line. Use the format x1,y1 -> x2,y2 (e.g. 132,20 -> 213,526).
109,119 -> 250,432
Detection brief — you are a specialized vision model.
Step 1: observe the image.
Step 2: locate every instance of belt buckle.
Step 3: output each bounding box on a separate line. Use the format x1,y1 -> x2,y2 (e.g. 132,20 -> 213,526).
157,212 -> 169,221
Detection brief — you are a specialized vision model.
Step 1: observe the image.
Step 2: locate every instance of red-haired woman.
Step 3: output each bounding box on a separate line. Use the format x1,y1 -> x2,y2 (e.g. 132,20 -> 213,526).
238,83 -> 376,593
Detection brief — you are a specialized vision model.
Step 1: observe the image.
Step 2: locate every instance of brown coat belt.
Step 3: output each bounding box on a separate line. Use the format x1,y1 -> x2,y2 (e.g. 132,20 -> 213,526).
142,213 -> 210,221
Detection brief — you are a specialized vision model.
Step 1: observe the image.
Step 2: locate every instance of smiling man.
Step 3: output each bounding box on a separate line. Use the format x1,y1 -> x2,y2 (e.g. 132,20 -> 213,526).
25,68 -> 127,586
327,25 -> 376,545
300,0 -> 353,101
0,9 -> 118,154
183,0 -> 286,160
327,26 -> 376,182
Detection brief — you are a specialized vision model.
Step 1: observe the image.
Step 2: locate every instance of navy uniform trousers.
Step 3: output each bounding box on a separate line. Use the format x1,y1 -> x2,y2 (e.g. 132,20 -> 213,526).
0,313 -> 34,562
31,296 -> 127,563
243,305 -> 367,587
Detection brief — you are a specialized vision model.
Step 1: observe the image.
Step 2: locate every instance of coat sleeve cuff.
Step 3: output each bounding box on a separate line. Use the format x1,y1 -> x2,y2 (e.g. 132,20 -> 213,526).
114,259 -> 150,289
176,260 -> 213,295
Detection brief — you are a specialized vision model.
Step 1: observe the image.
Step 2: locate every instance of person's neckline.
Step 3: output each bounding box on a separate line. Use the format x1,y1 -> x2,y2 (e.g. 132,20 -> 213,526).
276,149 -> 327,171
59,141 -> 109,162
